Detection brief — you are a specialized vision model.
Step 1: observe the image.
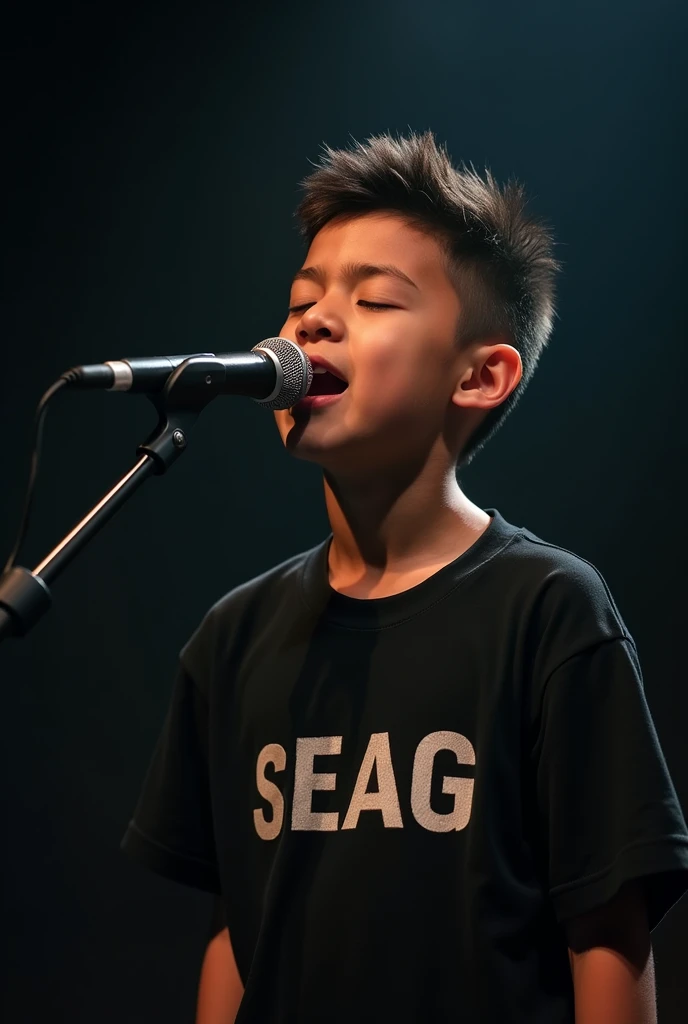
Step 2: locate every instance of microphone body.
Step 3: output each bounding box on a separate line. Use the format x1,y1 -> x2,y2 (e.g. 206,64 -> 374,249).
68,354 -> 213,392
60,338 -> 313,411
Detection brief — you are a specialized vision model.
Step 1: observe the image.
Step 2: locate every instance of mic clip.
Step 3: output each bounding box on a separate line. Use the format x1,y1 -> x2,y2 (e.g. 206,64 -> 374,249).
137,356 -> 228,473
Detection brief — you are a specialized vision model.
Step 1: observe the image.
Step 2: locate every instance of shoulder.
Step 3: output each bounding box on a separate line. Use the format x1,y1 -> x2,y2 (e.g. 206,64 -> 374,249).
179,539 -> 326,685
515,526 -> 625,616
206,543 -> 317,622
488,515 -> 634,674
493,514 -> 625,619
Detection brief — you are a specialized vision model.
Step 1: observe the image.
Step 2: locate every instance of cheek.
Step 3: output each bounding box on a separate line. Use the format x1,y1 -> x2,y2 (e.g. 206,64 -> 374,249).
352,344 -> 444,413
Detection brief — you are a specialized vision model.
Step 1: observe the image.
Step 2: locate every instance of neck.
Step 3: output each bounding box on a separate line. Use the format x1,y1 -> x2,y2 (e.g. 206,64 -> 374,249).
322,450 -> 490,588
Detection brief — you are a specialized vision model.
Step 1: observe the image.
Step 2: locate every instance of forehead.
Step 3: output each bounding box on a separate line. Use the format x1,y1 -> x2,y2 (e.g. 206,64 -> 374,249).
301,212 -> 452,291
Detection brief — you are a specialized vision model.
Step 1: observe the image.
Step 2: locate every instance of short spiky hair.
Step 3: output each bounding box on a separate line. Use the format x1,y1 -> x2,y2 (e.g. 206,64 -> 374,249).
295,130 -> 560,463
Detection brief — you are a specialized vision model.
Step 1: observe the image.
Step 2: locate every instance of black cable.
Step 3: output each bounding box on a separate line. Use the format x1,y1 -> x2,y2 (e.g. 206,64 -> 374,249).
2,375 -> 69,575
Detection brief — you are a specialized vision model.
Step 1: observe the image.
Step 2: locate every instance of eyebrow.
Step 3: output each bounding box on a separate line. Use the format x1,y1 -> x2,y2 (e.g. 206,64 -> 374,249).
291,261 -> 419,291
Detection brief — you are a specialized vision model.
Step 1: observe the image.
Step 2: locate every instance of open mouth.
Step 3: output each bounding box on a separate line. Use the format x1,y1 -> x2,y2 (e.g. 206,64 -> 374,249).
307,370 -> 349,397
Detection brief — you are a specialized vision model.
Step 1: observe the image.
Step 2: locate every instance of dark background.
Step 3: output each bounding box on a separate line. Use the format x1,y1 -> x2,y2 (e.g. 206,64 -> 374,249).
2,1 -> 687,1020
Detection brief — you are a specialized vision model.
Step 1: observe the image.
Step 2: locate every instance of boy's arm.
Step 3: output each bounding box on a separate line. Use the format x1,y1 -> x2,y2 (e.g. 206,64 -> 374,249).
195,926 -> 245,1024
565,880 -> 656,1024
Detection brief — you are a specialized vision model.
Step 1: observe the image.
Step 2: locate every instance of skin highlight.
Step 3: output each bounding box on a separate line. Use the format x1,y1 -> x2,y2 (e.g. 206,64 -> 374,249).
273,211 -> 522,597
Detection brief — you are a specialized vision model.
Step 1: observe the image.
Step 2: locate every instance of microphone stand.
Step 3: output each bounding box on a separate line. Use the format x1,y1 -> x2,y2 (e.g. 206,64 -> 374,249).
0,356 -> 229,644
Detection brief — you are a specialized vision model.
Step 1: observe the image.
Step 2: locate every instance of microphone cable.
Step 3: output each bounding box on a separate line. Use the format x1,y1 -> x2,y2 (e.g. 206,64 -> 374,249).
2,376 -> 69,575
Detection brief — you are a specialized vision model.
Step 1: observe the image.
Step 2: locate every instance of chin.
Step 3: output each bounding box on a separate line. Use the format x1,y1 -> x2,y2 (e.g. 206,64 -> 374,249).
284,423 -> 335,463
279,417 -> 350,469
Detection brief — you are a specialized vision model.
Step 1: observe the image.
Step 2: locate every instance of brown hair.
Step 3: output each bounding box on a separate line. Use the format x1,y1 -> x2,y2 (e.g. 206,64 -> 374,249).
295,130 -> 560,463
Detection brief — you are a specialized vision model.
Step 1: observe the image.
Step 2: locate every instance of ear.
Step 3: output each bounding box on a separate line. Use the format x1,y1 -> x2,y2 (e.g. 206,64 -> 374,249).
452,342 -> 523,411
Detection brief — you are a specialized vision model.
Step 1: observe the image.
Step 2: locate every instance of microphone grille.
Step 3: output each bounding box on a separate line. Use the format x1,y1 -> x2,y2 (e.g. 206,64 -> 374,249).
250,337 -> 313,410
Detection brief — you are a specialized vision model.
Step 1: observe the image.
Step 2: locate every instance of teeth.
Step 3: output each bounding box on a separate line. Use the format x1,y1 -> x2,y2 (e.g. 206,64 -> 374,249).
313,367 -> 328,374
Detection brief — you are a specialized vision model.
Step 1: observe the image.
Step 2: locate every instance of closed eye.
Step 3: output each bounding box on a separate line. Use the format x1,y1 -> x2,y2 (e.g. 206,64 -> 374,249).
287,300 -> 399,315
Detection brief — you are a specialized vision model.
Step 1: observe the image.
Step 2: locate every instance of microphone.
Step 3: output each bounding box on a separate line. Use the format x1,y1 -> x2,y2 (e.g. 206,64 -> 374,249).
59,337 -> 314,411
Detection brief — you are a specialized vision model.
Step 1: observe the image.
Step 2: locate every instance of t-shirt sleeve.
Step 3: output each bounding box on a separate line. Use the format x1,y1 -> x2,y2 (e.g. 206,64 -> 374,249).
120,662 -> 221,894
207,895 -> 227,942
532,635 -> 688,931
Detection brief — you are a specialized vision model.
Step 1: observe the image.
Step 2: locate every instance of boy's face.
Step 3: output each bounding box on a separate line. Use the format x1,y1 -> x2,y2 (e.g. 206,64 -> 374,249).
273,211 -> 468,473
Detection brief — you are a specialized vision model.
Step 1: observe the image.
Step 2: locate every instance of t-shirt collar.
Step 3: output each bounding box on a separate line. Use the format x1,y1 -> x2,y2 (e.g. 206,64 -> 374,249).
299,509 -> 521,629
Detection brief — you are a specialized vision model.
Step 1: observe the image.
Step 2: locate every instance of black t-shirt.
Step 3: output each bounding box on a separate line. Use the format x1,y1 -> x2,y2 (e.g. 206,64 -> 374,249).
121,510 -> 688,1023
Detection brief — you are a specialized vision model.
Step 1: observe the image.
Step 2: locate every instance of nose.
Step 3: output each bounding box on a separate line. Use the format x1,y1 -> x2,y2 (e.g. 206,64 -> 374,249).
297,322 -> 330,341
296,305 -> 343,344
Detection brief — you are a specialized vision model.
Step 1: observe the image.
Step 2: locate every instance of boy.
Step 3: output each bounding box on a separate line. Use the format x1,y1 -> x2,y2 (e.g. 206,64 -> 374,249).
121,131 -> 688,1023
